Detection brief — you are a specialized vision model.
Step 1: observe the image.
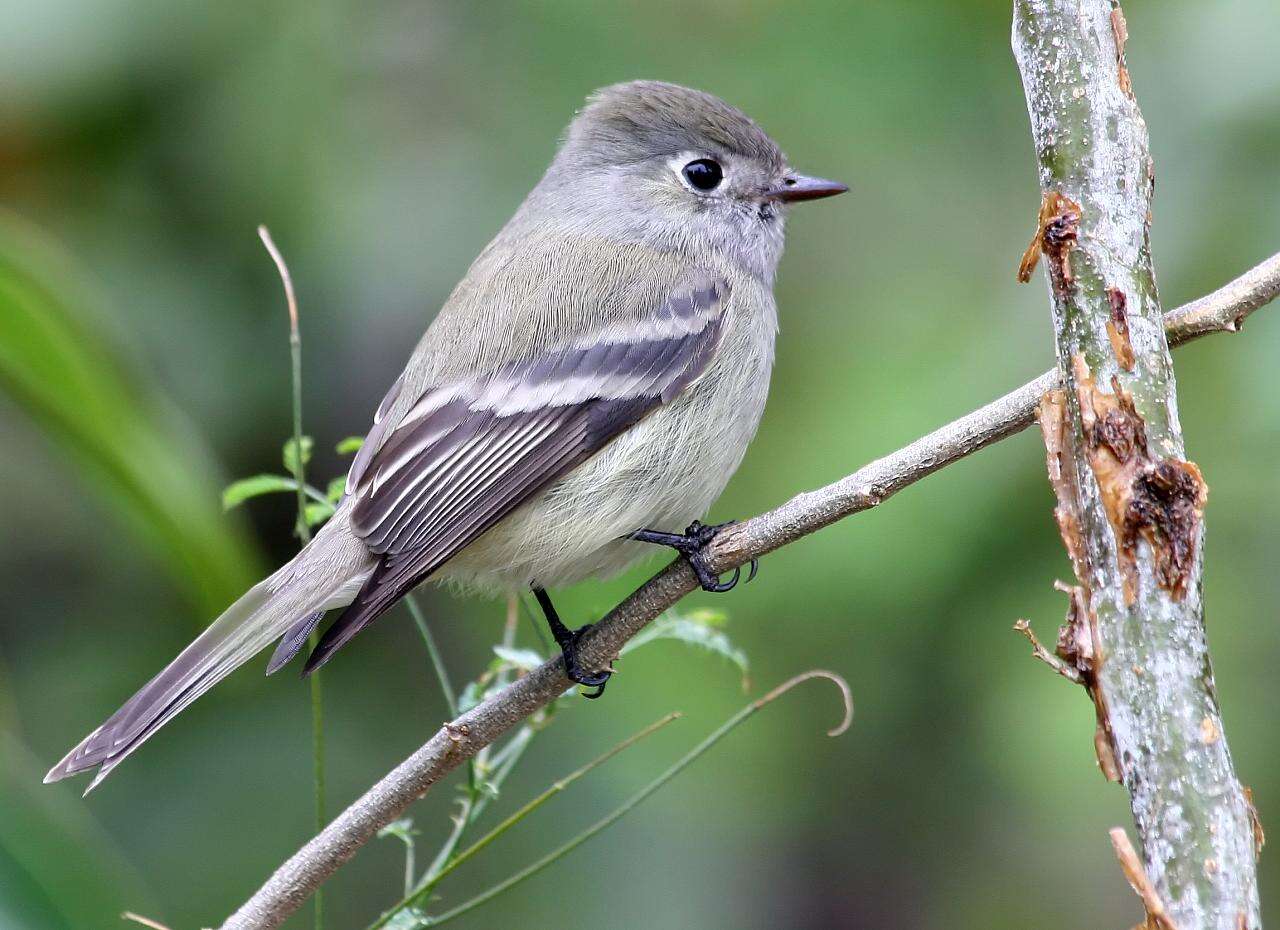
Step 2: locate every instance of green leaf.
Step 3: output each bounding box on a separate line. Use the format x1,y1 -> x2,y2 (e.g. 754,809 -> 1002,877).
456,682 -> 483,715
621,609 -> 749,687
304,501 -> 335,527
491,645 -> 545,673
222,473 -> 299,511
326,476 -> 347,503
282,434 -> 314,478
0,212 -> 261,616
336,435 -> 364,455
378,818 -> 418,845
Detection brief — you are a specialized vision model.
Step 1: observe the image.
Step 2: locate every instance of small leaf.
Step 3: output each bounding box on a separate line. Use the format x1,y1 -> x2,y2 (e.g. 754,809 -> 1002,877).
377,818 -> 418,845
304,501 -> 335,527
326,476 -> 347,503
221,474 -> 297,511
336,435 -> 364,455
457,681 -> 483,715
492,645 -> 545,672
384,907 -> 432,929
282,435 -> 314,477
621,610 -> 749,687
684,607 -> 728,628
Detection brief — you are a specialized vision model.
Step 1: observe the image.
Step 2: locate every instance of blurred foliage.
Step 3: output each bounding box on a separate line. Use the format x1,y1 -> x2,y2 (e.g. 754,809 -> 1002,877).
0,673 -> 157,929
0,214 -> 262,614
1,1 -> 1277,929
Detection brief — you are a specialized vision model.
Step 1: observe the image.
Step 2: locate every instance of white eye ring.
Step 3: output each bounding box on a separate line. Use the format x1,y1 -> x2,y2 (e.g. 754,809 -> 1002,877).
670,153 -> 728,194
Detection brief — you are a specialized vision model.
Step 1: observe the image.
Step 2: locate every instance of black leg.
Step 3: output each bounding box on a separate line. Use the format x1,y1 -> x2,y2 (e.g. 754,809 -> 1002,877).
532,587 -> 611,699
629,520 -> 759,593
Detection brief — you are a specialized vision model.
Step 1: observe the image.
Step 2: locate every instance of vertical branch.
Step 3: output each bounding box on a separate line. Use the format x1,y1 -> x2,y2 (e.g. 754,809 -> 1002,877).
257,226 -> 310,545
258,226 -> 326,930
1012,3 -> 1260,928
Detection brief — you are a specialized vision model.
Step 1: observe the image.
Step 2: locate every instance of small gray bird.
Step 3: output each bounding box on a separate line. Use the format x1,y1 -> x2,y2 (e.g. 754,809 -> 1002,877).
46,80 -> 846,790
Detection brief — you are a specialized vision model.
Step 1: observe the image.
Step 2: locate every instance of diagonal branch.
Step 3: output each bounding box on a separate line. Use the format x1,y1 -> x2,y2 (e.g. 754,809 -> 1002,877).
219,250 -> 1280,930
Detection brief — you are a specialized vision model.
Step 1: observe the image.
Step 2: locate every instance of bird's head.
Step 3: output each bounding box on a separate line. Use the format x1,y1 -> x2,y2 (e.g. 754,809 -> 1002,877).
541,80 -> 847,281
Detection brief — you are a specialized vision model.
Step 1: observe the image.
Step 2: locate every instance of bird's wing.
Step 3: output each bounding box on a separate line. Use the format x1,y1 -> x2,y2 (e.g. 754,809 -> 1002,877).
301,271 -> 730,672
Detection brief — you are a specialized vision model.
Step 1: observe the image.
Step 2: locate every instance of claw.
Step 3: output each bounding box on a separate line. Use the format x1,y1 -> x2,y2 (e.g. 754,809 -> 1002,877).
705,564 -> 740,593
558,624 -> 612,697
628,520 -> 761,594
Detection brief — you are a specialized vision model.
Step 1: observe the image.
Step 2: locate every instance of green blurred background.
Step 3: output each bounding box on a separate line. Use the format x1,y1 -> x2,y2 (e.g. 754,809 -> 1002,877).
2,1 -> 1277,928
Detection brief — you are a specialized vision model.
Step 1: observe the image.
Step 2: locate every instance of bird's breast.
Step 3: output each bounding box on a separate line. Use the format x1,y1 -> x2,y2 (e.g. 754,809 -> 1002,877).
439,282 -> 778,594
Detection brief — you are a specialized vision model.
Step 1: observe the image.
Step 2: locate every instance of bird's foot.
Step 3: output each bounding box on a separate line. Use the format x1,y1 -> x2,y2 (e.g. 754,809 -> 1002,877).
532,587 -> 611,698
629,520 -> 759,593
555,622 -> 611,699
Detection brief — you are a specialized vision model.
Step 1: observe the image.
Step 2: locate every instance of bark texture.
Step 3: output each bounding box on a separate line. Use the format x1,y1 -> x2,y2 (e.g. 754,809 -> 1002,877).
1013,2 -> 1261,927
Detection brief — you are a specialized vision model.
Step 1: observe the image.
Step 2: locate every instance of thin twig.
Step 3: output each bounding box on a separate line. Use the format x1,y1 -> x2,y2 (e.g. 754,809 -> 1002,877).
1165,251 -> 1280,344
258,224 -> 325,930
424,672 -> 849,927
122,913 -> 174,930
219,252 -> 1279,930
1110,827 -> 1178,930
403,833 -> 414,897
405,593 -> 457,718
1012,618 -> 1082,683
257,226 -> 309,546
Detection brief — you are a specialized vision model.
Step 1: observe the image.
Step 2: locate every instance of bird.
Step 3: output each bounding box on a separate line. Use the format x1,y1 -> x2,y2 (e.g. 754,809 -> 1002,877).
45,80 -> 846,791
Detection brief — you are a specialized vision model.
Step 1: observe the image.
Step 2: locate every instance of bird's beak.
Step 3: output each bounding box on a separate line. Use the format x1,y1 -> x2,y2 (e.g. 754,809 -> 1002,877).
765,173 -> 849,203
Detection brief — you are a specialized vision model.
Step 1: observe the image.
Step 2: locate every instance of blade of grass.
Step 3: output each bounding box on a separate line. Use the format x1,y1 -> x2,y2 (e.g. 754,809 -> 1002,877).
405,594 -> 456,718
259,226 -> 325,930
425,671 -> 852,928
483,725 -> 534,774
413,724 -> 534,896
405,591 -> 523,888
431,712 -> 679,887
371,712 -> 683,929
403,589 -> 484,880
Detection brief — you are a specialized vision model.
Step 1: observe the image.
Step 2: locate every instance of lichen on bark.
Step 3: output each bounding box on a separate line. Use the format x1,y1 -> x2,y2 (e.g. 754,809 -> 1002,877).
1013,2 -> 1261,927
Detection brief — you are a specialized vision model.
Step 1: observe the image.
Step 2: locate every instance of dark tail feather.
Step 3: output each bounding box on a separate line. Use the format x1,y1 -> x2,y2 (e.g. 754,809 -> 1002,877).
301,588 -> 390,676
266,610 -> 325,675
45,555 -> 361,792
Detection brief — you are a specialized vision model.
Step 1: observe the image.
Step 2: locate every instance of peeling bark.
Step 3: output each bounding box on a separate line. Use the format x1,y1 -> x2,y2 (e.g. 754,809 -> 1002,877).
1036,392 -> 1119,781
1108,288 -> 1137,370
1013,2 -> 1260,927
1018,190 -> 1082,291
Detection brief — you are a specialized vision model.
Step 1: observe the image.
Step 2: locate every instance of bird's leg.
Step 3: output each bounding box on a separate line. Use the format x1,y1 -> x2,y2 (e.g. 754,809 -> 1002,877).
531,586 -> 611,699
628,520 -> 759,593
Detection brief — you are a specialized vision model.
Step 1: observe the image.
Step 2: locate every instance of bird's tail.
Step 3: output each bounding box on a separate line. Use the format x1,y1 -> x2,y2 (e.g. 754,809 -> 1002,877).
44,514 -> 372,793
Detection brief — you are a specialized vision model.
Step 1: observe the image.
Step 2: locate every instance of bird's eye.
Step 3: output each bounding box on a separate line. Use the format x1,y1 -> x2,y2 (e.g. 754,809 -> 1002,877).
682,158 -> 724,192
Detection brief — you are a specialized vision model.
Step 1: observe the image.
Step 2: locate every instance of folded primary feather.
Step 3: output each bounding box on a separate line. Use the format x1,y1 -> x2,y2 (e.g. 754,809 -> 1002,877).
304,273 -> 729,672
